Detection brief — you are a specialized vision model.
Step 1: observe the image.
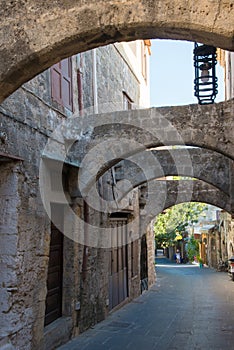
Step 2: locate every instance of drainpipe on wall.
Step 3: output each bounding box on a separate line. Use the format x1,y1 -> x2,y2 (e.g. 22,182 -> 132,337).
92,49 -> 98,114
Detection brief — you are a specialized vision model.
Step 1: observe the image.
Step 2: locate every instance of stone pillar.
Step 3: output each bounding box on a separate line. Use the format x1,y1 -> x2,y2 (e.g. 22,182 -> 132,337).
0,163 -> 19,349
146,222 -> 156,287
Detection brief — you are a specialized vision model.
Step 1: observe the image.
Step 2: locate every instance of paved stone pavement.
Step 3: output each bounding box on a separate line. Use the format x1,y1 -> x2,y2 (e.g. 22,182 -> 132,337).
58,257 -> 234,350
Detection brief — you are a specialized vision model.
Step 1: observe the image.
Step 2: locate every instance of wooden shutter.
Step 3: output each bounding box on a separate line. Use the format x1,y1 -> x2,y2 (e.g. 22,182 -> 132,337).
61,58 -> 73,110
51,58 -> 73,111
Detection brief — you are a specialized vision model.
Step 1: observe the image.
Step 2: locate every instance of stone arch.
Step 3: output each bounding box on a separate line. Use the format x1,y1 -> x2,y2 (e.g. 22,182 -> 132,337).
139,179 -> 231,230
80,178 -> 231,231
64,101 -> 234,199
99,148 -> 232,202
0,0 -> 234,101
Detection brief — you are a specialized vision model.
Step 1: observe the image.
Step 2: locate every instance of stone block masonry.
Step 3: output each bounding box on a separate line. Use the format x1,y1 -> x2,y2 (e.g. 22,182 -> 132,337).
0,0 -> 233,100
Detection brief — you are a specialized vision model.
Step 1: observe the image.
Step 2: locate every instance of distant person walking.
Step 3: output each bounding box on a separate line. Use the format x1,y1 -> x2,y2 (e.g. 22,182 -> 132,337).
176,249 -> 181,264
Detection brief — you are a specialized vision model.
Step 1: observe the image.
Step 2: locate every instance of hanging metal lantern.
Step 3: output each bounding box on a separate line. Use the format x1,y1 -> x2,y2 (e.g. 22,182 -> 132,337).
193,43 -> 218,105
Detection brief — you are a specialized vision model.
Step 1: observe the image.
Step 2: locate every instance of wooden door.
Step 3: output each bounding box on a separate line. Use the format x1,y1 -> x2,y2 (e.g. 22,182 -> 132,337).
140,234 -> 148,293
109,219 -> 128,310
44,205 -> 64,326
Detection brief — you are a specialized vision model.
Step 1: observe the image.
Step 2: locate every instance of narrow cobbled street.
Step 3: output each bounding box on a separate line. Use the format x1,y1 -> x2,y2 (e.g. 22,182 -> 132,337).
58,257 -> 234,350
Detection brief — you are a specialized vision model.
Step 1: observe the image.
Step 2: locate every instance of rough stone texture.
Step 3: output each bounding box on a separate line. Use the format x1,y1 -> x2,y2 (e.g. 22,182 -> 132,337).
0,0 -> 234,101
139,179 -> 231,229
0,43 -> 151,349
93,148 -> 233,199
200,210 -> 234,269
0,163 -> 19,349
0,8 -> 233,347
80,45 -> 140,114
71,100 -> 234,203
219,211 -> 234,260
74,99 -> 234,161
0,93 -> 233,349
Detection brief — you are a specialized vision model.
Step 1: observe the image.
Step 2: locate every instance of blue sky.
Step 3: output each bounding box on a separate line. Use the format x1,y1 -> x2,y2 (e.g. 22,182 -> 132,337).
150,39 -> 224,107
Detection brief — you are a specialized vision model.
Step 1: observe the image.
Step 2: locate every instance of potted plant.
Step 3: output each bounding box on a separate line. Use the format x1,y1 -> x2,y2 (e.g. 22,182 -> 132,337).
197,256 -> 203,268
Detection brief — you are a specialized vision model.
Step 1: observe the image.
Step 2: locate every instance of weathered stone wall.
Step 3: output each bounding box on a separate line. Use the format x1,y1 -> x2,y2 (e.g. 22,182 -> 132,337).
0,117 -> 52,349
219,211 -> 234,260
72,100 -> 234,164
0,42 -> 150,349
0,0 -> 234,101
72,100 -> 234,219
0,163 -> 20,346
139,180 -> 232,230
200,211 -> 234,269
0,6 -> 233,345
80,45 -> 140,113
97,148 -> 232,199
0,74 -> 69,350
95,45 -> 140,112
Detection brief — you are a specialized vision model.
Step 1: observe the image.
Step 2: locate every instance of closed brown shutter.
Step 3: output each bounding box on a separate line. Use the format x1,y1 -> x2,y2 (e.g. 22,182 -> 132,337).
61,58 -> 73,110
51,58 -> 73,111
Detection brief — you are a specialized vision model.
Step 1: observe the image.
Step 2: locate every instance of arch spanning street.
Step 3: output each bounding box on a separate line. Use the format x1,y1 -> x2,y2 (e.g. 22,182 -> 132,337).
1,2 -> 234,349
0,0 -> 234,101
57,101 -> 234,207
41,100 -> 234,217
84,147 -> 232,200
73,146 -> 233,218
70,100 -> 234,167
139,179 -> 231,229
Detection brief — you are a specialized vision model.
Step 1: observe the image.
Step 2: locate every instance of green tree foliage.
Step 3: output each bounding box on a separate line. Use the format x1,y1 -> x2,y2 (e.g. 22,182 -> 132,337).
154,202 -> 207,248
186,234 -> 199,261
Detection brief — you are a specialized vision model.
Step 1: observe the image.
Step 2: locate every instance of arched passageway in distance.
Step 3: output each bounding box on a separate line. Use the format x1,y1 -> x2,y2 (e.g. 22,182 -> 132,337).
140,184 -> 232,295
0,0 -> 234,101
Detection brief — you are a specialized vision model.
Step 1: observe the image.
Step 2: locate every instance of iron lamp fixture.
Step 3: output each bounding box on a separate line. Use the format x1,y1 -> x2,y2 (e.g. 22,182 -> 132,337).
193,42 -> 218,105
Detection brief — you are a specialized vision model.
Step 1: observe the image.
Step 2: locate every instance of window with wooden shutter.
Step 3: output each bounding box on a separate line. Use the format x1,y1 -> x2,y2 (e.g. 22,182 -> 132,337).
51,58 -> 73,111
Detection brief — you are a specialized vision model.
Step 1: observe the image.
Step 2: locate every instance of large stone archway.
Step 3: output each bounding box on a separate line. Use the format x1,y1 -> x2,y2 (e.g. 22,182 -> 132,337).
140,179 -> 231,229
0,0 -> 234,101
67,99 -> 234,164
72,147 -> 232,216
106,148 -> 233,199
52,100 -> 233,198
